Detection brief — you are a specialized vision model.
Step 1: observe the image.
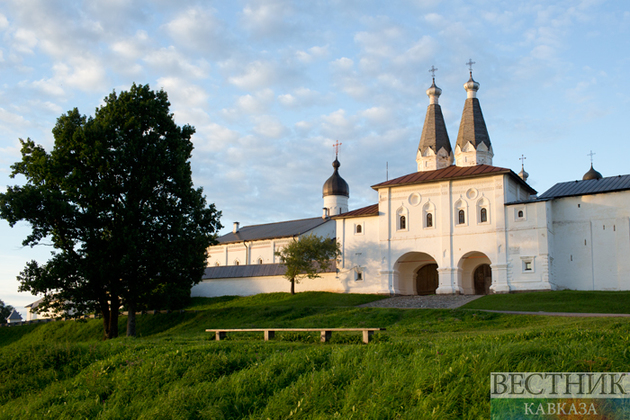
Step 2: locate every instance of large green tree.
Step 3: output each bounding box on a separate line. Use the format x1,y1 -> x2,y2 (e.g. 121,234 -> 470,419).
275,234 -> 340,295
0,83 -> 222,338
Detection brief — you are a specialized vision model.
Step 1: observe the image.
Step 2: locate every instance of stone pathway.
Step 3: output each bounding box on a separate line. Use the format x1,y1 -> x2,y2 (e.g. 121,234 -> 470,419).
358,294 -> 483,309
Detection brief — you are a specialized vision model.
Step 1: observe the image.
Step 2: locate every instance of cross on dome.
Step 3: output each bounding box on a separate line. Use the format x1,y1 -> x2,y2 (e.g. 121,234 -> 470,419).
520,154 -> 526,169
588,150 -> 596,164
333,140 -> 342,158
429,65 -> 438,80
466,59 -> 476,74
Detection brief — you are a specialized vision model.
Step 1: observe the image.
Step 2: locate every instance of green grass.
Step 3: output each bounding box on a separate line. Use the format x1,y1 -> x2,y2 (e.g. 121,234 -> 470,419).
461,290 -> 630,314
1,291 -> 630,419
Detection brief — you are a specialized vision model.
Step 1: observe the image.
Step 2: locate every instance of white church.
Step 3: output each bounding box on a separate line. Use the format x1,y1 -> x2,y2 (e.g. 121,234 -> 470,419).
191,69 -> 630,298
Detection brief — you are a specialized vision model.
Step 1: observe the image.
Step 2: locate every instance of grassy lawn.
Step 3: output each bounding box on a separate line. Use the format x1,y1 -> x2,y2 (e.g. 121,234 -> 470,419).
461,290 -> 630,314
1,291 -> 629,419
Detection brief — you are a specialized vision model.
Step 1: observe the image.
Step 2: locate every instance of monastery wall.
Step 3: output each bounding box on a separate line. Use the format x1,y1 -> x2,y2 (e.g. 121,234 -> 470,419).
549,192 -> 630,291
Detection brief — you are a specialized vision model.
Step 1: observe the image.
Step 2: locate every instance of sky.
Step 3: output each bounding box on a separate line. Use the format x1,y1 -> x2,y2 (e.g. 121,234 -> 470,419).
1,0 -> 629,315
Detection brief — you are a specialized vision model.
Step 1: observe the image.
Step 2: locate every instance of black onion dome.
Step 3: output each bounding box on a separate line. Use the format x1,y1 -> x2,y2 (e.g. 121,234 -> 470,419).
582,164 -> 603,181
322,158 -> 349,197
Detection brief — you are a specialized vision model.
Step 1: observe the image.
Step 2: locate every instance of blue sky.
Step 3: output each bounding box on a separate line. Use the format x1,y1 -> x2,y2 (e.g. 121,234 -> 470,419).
1,0 -> 629,314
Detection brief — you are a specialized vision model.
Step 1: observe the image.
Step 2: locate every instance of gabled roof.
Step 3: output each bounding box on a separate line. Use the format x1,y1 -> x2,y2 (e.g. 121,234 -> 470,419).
8,309 -> 22,321
539,174 -> 630,200
25,297 -> 44,309
333,204 -> 379,219
203,261 -> 337,279
371,164 -> 537,194
217,217 -> 330,245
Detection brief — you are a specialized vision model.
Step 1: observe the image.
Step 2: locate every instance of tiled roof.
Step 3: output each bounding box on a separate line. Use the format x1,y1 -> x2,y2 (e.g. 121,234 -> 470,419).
371,164 -> 537,194
217,217 -> 330,245
333,204 -> 379,219
419,104 -> 452,154
203,261 -> 337,279
456,98 -> 491,150
539,174 -> 630,199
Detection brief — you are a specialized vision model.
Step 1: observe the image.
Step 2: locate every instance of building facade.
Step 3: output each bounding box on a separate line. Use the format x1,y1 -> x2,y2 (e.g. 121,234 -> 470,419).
192,71 -> 630,298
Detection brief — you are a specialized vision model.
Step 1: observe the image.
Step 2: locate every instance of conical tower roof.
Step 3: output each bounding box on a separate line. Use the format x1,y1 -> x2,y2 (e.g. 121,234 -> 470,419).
322,158 -> 349,197
419,79 -> 452,156
456,72 -> 492,151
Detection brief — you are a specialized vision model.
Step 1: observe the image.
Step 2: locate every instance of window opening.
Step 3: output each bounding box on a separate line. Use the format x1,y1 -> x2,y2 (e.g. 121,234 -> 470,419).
356,224 -> 362,234
480,208 -> 487,223
426,213 -> 433,227
518,210 -> 524,218
400,215 -> 406,230
458,210 -> 465,225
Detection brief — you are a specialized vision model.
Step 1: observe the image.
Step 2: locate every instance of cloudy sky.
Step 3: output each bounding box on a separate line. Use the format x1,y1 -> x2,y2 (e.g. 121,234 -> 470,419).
1,0 -> 629,313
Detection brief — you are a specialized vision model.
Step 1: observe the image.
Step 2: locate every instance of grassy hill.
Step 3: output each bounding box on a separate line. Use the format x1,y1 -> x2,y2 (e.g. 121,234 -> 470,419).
1,291 -> 629,419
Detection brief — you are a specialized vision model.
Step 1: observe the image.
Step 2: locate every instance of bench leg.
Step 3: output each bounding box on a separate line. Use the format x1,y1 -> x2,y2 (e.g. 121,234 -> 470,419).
363,330 -> 374,344
264,330 -> 275,341
215,331 -> 226,341
321,330 -> 332,343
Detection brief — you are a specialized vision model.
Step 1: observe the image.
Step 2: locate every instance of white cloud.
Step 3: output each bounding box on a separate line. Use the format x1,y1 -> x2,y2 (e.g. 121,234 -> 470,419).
360,106 -> 393,125
241,0 -> 295,39
163,6 -> 231,57
331,57 -> 354,71
227,60 -> 277,90
253,116 -> 287,138
296,45 -> 329,63
12,28 -> 37,54
156,77 -> 209,108
144,47 -> 210,79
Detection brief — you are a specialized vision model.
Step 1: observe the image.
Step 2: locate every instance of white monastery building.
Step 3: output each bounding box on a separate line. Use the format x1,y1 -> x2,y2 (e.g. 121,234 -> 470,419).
192,68 -> 630,298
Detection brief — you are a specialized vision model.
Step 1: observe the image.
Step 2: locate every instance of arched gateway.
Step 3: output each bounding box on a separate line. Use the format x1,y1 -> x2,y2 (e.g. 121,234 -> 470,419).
393,252 -> 438,295
459,252 -> 493,295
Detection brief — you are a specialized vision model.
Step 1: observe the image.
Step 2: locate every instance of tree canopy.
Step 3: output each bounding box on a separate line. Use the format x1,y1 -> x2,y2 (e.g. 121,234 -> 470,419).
0,83 -> 222,338
275,234 -> 340,295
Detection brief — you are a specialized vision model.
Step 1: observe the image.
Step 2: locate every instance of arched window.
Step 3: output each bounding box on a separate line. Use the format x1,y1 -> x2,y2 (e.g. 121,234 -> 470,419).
356,224 -> 362,234
518,210 -> 524,218
400,215 -> 406,230
426,213 -> 433,227
480,208 -> 487,223
234,260 -> 240,266
215,262 -> 220,267
458,210 -> 465,225
257,258 -> 263,264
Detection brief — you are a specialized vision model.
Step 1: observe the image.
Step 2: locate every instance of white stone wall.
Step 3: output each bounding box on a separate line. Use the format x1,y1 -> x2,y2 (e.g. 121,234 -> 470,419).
548,191 -> 630,291
191,271 -> 348,297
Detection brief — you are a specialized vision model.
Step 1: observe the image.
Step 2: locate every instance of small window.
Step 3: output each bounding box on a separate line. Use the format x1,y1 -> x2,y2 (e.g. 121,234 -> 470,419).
521,257 -> 535,273
234,260 -> 240,266
458,210 -> 465,225
355,269 -> 363,281
356,224 -> 362,234
480,208 -> 487,223
258,258 -> 263,264
400,215 -> 406,230
426,213 -> 433,227
215,262 -> 220,267
518,210 -> 524,218
524,261 -> 532,271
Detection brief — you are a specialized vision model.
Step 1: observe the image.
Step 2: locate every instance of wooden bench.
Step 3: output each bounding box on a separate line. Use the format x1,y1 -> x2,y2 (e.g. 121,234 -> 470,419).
206,328 -> 385,344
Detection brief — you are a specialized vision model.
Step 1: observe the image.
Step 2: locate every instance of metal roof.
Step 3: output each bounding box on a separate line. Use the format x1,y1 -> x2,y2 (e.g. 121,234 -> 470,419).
203,261 -> 337,279
371,164 -> 537,194
419,103 -> 452,155
7,309 -> 23,321
217,217 -> 330,245
333,204 -> 379,219
539,174 -> 630,200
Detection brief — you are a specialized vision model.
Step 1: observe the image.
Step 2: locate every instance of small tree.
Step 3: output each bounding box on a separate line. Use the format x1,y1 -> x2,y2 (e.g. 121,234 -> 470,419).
275,234 -> 340,295
0,299 -> 14,324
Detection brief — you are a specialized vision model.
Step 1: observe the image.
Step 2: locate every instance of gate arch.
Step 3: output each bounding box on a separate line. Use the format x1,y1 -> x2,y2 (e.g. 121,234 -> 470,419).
458,252 -> 492,295
393,252 -> 438,295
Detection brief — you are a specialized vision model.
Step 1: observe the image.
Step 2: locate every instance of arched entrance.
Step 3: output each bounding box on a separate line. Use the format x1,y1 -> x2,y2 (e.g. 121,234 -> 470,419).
393,252 -> 438,295
458,252 -> 493,295
473,264 -> 492,295
416,264 -> 439,295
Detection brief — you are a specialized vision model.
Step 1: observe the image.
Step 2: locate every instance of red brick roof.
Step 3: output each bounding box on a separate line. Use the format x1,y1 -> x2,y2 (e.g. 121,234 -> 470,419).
333,204 -> 379,219
371,164 -> 536,194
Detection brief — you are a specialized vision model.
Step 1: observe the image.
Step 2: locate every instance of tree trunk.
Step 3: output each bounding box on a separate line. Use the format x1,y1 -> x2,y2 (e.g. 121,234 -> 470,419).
99,297 -> 111,340
108,295 -> 119,339
290,278 -> 295,295
126,301 -> 136,337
